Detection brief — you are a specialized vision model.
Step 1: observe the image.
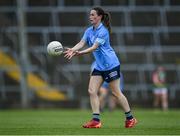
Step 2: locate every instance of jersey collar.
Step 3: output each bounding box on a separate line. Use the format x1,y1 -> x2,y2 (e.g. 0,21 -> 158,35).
93,22 -> 103,31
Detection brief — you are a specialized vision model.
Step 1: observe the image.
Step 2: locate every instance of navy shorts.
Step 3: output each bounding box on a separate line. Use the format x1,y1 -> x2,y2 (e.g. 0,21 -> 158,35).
91,65 -> 121,83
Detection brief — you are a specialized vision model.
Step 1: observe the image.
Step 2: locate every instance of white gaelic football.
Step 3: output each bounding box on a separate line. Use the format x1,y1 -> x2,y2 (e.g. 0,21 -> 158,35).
47,41 -> 63,56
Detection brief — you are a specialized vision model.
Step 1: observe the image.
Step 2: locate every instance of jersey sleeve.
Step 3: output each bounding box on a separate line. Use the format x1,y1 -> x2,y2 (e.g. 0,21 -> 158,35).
81,29 -> 88,43
95,31 -> 107,46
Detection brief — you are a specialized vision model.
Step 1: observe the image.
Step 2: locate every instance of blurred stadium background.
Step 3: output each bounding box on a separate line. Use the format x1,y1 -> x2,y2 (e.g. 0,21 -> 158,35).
0,0 -> 180,109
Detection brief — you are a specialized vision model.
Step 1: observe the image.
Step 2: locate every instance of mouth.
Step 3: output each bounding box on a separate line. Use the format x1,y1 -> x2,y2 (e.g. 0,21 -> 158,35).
89,20 -> 93,24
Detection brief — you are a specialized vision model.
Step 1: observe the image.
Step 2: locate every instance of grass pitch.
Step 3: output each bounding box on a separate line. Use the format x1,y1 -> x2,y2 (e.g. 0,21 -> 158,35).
0,108 -> 180,135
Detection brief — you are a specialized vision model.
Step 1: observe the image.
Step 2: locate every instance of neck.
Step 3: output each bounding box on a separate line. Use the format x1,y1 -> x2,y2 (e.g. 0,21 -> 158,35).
93,21 -> 101,29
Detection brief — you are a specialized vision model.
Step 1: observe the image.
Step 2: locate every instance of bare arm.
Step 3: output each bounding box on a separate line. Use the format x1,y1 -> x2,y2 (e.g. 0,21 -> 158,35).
78,42 -> 99,55
64,42 -> 99,60
71,40 -> 86,51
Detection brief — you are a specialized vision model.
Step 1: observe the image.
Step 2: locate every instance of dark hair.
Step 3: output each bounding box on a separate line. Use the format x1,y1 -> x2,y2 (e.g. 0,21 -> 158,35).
92,7 -> 111,33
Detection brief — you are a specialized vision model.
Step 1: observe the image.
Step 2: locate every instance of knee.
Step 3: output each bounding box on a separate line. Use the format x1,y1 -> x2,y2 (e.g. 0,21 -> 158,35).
112,90 -> 121,98
88,87 -> 97,96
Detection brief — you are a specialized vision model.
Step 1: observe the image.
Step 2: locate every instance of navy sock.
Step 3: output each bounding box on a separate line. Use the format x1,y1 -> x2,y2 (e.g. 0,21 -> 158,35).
92,113 -> 100,122
125,111 -> 133,120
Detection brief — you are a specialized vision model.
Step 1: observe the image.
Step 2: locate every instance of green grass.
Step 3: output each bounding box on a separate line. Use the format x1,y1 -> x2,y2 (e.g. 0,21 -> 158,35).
0,109 -> 180,135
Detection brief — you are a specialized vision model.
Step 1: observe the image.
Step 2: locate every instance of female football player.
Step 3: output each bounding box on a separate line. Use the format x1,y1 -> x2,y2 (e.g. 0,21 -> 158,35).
64,7 -> 137,128
152,66 -> 168,111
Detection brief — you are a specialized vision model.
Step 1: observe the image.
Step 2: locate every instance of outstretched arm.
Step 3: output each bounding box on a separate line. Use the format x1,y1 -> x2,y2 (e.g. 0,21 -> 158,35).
78,42 -> 99,55
72,40 -> 86,51
64,41 -> 99,60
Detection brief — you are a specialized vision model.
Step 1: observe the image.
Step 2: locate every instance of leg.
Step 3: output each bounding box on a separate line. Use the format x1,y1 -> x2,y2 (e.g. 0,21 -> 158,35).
88,75 -> 103,114
161,92 -> 168,111
109,78 -> 137,128
108,95 -> 116,111
109,78 -> 130,112
153,93 -> 160,109
83,75 -> 103,128
99,87 -> 108,111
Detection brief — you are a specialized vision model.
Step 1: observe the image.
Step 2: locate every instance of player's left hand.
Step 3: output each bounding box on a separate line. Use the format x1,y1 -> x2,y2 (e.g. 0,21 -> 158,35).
64,48 -> 77,60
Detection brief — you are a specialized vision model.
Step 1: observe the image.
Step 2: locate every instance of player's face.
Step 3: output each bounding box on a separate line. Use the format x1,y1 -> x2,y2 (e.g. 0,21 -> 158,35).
89,10 -> 102,26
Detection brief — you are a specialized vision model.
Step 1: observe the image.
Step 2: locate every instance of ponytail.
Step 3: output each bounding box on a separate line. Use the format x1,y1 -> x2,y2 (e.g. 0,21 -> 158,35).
102,12 -> 111,33
92,7 -> 112,34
